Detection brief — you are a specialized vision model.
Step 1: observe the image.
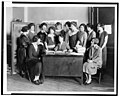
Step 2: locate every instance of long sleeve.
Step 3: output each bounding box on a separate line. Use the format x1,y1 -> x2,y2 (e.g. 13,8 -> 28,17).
83,33 -> 87,47
20,35 -> 30,48
28,45 -> 37,59
92,48 -> 102,66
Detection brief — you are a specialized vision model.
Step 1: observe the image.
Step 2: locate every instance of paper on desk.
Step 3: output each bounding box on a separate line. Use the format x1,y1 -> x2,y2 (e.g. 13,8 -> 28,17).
46,50 -> 55,55
69,52 -> 84,55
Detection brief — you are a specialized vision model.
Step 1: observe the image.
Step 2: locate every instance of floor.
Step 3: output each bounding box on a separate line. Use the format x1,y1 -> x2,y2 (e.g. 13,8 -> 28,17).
7,72 -> 114,94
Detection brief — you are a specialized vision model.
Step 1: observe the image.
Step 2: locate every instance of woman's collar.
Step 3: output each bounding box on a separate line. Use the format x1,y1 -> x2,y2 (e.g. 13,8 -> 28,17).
88,29 -> 93,34
69,29 -> 79,36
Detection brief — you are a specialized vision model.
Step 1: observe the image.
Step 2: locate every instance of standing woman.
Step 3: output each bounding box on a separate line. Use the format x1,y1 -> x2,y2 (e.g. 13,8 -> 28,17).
28,23 -> 36,42
37,23 -> 48,50
77,23 -> 87,47
17,26 -> 30,77
97,23 -> 108,69
46,26 -> 56,51
26,35 -> 45,85
86,23 -> 96,49
69,22 -> 79,52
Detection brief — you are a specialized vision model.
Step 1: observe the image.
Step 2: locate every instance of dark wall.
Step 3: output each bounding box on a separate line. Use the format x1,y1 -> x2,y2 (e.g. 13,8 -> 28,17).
99,7 -> 115,47
98,7 -> 115,77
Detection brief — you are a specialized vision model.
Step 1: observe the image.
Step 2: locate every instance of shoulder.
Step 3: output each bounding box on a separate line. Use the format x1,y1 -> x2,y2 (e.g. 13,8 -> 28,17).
20,34 -> 28,40
83,31 -> 87,37
28,44 -> 34,49
92,31 -> 96,34
103,31 -> 108,36
98,46 -> 102,52
20,34 -> 25,38
37,31 -> 42,35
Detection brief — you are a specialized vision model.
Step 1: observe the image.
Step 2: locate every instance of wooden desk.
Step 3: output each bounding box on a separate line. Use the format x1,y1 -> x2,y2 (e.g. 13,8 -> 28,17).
42,54 -> 84,84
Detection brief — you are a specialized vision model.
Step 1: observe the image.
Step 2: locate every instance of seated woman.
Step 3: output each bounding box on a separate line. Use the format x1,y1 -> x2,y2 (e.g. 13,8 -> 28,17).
46,26 -> 56,51
83,38 -> 102,85
26,35 -> 45,85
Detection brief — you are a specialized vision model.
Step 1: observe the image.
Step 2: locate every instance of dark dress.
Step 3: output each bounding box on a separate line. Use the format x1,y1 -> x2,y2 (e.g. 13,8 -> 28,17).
46,35 -> 55,46
86,30 -> 96,48
26,44 -> 45,80
98,31 -> 108,69
54,30 -> 65,45
54,30 -> 70,51
17,34 -> 30,73
37,31 -> 47,43
69,31 -> 79,52
28,31 -> 36,42
37,31 -> 47,49
46,35 -> 56,50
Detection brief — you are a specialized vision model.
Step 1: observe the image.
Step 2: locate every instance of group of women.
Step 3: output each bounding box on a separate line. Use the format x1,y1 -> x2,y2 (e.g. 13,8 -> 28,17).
17,21 -> 108,85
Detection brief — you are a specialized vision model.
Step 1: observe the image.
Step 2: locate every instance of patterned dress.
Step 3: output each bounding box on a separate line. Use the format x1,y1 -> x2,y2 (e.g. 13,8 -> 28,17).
83,46 -> 102,75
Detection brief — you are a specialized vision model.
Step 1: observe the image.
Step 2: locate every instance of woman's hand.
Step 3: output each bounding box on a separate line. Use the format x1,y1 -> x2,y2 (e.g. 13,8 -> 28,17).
87,59 -> 93,63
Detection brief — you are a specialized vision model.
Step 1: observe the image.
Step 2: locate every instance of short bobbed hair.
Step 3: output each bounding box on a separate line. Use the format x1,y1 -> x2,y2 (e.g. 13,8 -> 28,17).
32,35 -> 39,42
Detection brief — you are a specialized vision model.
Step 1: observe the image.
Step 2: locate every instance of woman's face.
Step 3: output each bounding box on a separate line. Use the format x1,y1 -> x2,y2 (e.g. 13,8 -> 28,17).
80,25 -> 85,32
30,26 -> 35,31
42,25 -> 47,31
37,39 -> 41,45
50,29 -> 55,34
71,24 -> 76,31
97,26 -> 103,33
26,30 -> 29,35
87,26 -> 91,32
56,25 -> 62,30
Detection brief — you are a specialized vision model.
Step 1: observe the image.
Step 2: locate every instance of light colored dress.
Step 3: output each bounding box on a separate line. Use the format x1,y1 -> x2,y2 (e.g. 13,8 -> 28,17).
83,46 -> 102,75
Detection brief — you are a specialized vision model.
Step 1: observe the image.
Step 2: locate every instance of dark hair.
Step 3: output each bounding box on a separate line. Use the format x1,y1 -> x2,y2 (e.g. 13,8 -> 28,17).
86,23 -> 93,29
32,35 -> 39,42
97,23 -> 105,30
39,22 -> 47,29
91,38 -> 99,44
71,21 -> 77,27
28,23 -> 35,29
48,26 -> 55,34
21,26 -> 29,32
55,22 -> 62,27
64,21 -> 71,28
79,23 -> 86,31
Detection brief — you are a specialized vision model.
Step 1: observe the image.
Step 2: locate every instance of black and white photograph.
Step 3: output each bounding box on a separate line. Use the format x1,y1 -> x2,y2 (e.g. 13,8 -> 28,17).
1,0 -> 119,95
